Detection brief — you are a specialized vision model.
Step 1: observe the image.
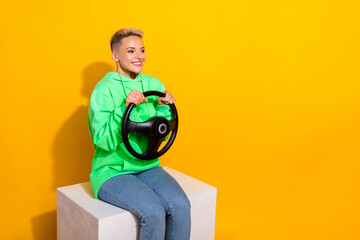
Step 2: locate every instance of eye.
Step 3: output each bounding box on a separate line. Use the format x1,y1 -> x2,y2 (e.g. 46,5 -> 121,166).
127,50 -> 134,53
141,49 -> 145,53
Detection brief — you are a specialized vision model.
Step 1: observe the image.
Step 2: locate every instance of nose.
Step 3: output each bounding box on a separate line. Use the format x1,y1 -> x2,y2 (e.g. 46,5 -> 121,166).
135,51 -> 144,60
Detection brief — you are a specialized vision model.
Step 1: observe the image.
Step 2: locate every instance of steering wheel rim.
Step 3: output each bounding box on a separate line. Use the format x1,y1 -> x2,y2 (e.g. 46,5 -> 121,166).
121,91 -> 178,160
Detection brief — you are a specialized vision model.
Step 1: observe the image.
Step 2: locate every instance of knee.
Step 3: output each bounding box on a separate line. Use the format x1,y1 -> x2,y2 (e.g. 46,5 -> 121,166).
141,204 -> 166,226
169,194 -> 191,215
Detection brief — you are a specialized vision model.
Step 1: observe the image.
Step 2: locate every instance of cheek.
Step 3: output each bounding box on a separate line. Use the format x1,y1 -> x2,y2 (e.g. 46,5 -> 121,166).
120,55 -> 132,64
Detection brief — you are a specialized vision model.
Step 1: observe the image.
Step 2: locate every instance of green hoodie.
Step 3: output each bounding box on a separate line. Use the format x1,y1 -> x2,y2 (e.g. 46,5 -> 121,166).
88,71 -> 171,199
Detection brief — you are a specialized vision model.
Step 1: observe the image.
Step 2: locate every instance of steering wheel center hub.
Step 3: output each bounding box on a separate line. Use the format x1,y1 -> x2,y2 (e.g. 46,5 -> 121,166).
155,119 -> 170,138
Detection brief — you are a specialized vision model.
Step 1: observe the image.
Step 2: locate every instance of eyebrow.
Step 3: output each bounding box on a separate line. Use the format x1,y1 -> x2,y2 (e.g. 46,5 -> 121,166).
126,47 -> 145,50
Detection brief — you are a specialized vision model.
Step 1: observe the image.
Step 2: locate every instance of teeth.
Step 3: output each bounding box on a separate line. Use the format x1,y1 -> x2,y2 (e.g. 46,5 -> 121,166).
133,62 -> 141,65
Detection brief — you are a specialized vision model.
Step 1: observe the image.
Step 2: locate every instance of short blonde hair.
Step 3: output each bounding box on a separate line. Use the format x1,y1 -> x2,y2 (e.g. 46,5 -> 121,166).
110,28 -> 144,51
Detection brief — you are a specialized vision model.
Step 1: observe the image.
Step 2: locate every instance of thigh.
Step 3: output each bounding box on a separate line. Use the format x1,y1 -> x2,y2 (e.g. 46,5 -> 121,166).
135,167 -> 190,212
98,173 -> 165,219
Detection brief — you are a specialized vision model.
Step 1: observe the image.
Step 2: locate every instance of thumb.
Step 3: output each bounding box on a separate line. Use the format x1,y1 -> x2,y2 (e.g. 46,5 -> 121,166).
158,96 -> 165,104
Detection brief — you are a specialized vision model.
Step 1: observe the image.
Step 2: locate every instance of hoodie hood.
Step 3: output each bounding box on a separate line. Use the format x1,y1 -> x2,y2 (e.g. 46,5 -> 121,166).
105,71 -> 147,97
105,71 -> 146,83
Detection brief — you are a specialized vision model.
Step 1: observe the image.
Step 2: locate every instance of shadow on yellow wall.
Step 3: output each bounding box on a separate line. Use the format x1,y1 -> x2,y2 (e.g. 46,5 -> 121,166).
31,210 -> 56,240
30,62 -> 114,239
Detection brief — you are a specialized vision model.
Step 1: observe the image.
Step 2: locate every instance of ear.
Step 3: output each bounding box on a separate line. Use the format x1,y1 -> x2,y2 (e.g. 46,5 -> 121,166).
111,51 -> 118,62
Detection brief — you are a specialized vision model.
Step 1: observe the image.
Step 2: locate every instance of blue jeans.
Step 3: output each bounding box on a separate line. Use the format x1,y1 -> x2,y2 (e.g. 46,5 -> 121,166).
98,167 -> 191,240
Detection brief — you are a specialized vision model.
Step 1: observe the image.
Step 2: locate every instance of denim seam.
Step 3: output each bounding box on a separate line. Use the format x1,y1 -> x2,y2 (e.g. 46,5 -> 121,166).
151,189 -> 175,239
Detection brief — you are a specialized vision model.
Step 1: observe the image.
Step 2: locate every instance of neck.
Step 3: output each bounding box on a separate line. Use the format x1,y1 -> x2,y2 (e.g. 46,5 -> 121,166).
116,64 -> 138,79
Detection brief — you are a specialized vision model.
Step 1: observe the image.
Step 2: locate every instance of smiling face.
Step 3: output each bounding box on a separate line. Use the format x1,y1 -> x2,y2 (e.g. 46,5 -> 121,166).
111,35 -> 146,79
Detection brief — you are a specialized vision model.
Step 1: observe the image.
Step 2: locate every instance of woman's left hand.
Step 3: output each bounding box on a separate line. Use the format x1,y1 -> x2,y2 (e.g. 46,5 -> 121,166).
158,90 -> 175,105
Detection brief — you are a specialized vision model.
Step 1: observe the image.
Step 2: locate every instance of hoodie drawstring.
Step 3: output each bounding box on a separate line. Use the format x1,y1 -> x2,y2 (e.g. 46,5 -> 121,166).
119,73 -> 151,120
140,79 -> 150,117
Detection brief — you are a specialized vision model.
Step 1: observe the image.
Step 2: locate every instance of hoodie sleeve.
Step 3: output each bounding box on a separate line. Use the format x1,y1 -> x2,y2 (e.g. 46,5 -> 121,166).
88,89 -> 127,152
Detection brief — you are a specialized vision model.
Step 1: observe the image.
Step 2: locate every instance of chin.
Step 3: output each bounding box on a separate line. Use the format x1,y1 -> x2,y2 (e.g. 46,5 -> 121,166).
131,68 -> 143,74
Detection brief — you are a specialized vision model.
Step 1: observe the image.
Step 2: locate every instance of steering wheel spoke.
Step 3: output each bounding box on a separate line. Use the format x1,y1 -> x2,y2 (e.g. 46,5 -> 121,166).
168,118 -> 178,131
145,136 -> 165,159
127,118 -> 157,139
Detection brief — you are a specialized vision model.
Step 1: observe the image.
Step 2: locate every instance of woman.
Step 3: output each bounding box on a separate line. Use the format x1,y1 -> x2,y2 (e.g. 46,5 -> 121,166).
88,28 -> 191,240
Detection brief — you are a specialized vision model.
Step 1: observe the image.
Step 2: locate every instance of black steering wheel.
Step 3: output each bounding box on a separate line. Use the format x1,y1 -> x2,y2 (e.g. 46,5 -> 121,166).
121,91 -> 179,160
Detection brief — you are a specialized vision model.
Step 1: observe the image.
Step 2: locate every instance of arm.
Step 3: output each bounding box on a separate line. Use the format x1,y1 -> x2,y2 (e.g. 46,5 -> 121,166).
88,89 -> 127,152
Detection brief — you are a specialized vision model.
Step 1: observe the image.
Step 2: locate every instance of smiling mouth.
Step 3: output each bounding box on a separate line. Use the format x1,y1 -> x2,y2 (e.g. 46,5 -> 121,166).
132,62 -> 142,66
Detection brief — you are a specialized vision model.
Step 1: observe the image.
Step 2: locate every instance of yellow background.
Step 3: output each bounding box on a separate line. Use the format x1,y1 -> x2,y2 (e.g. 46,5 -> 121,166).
1,0 -> 360,239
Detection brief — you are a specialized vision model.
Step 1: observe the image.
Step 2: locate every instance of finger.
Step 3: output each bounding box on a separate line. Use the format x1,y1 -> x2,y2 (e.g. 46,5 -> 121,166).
133,92 -> 147,102
165,91 -> 172,102
166,97 -> 174,104
163,90 -> 169,100
168,97 -> 175,104
157,97 -> 165,105
133,96 -> 146,104
130,91 -> 142,99
131,89 -> 141,95
130,90 -> 144,98
141,93 -> 148,102
129,92 -> 146,104
165,91 -> 172,97
128,96 -> 141,105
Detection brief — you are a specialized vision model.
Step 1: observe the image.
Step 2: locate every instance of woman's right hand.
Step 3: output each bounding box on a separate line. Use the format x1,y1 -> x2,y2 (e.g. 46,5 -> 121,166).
125,90 -> 148,107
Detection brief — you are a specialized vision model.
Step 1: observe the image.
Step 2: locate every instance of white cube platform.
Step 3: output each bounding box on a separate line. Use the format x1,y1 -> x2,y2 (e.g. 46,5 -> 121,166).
57,166 -> 217,240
